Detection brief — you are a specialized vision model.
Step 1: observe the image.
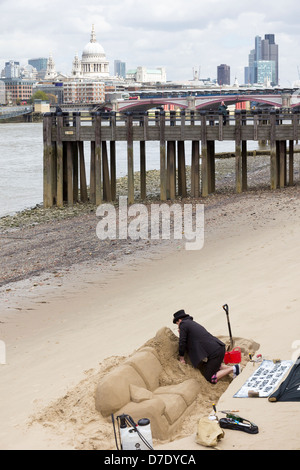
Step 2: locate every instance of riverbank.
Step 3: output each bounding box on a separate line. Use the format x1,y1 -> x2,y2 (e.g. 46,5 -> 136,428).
1,182 -> 300,450
0,153 -> 291,286
1,152 -> 300,450
1,152 -> 300,288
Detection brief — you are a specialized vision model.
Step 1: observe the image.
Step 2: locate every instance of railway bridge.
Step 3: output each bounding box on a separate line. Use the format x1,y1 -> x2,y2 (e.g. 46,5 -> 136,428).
106,92 -> 299,113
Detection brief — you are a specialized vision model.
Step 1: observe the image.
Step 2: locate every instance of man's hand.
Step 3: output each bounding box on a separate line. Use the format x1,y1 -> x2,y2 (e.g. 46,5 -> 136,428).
179,356 -> 186,364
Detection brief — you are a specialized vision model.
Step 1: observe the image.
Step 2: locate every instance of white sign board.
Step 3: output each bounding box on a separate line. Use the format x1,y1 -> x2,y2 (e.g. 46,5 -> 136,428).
234,360 -> 293,398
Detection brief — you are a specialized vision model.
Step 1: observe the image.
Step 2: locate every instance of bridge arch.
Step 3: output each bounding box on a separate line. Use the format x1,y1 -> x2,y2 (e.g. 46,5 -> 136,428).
112,98 -> 188,113
195,95 -> 283,109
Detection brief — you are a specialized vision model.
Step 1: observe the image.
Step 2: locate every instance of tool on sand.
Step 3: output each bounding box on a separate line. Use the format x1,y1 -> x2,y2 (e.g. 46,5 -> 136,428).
219,411 -> 259,434
223,304 -> 234,350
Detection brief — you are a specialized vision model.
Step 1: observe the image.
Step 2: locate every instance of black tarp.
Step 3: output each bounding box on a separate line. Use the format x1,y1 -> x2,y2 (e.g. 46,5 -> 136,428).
269,357 -> 300,402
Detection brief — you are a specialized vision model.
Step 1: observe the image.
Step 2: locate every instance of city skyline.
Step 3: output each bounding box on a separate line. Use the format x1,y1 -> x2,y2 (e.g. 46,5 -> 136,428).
1,0 -> 300,86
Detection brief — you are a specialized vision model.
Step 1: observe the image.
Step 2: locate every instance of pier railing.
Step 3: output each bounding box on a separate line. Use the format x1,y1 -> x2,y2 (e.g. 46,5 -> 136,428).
43,109 -> 300,208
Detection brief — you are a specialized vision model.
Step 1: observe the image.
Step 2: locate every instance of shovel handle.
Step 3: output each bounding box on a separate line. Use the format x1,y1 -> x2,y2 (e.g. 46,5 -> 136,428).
223,304 -> 229,314
222,304 -> 233,349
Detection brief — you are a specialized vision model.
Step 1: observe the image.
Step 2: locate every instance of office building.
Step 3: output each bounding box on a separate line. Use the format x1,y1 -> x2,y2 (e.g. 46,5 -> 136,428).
3,61 -> 20,78
244,34 -> 279,86
2,78 -> 35,104
217,64 -> 230,85
28,58 -> 48,72
63,81 -> 105,103
256,60 -> 276,86
114,60 -> 126,78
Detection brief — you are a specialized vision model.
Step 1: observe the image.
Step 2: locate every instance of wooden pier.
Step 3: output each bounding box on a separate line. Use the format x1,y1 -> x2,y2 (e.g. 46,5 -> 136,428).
43,109 -> 300,208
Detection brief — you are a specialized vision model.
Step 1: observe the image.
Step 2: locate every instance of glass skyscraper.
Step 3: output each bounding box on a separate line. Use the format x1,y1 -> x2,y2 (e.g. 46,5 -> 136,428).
114,60 -> 126,79
244,34 -> 278,86
28,58 -> 48,72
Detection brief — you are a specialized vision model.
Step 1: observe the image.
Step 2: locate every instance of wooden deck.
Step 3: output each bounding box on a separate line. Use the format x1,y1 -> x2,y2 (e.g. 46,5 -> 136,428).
43,109 -> 300,207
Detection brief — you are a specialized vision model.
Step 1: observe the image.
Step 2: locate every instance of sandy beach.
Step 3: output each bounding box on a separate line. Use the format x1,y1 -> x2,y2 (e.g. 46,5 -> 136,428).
1,178 -> 300,450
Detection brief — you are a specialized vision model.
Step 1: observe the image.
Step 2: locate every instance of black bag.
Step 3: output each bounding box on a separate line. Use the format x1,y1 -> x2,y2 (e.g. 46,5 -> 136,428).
269,357 -> 300,402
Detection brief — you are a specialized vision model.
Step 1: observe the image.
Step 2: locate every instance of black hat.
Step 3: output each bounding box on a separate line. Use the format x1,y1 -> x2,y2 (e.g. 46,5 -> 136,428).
173,309 -> 189,324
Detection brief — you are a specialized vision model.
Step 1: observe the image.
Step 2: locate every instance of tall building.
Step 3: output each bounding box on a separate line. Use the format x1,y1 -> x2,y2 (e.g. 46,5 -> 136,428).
217,64 -> 230,85
2,78 -> 34,104
3,61 -> 20,78
63,81 -> 105,103
244,34 -> 279,86
114,60 -> 126,78
28,58 -> 48,72
263,34 -> 279,85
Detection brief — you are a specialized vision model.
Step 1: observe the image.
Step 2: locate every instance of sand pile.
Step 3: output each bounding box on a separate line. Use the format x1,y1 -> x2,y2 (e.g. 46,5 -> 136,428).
30,327 -> 259,450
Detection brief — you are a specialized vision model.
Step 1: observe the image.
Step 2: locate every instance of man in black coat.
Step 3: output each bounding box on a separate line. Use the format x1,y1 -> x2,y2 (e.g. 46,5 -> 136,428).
173,310 -> 240,384
218,101 -> 228,125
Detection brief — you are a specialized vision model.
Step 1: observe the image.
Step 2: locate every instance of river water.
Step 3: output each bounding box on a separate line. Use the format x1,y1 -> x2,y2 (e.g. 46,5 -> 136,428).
0,122 -> 261,218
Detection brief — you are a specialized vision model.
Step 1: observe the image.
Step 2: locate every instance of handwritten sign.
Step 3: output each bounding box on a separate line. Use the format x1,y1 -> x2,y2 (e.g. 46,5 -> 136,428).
234,360 -> 293,398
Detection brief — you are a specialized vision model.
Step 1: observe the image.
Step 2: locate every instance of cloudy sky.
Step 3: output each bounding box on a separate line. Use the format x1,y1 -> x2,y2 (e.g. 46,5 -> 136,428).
1,0 -> 300,86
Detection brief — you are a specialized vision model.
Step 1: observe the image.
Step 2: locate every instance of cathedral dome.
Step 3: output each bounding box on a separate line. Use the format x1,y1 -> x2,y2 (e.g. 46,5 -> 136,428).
82,25 -> 105,59
82,40 -> 105,57
80,25 -> 109,78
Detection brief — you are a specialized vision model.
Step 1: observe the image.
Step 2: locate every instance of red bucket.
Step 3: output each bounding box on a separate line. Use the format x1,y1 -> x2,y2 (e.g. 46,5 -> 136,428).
224,347 -> 241,364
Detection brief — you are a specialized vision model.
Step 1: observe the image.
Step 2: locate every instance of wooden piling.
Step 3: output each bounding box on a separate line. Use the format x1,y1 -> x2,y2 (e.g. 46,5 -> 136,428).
278,141 -> 286,189
235,111 -> 242,194
207,140 -> 215,193
140,141 -> 146,200
242,141 -> 247,191
201,113 -> 208,197
127,113 -> 134,204
102,141 -> 111,202
270,112 -> 278,190
95,113 -> 102,206
66,141 -> 73,205
177,140 -> 186,197
167,141 -> 176,200
56,114 -> 64,207
78,141 -> 88,202
43,114 -> 55,208
73,142 -> 79,203
289,140 -> 294,186
160,111 -> 167,201
90,141 -> 96,204
191,141 -> 200,197
110,141 -> 116,201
